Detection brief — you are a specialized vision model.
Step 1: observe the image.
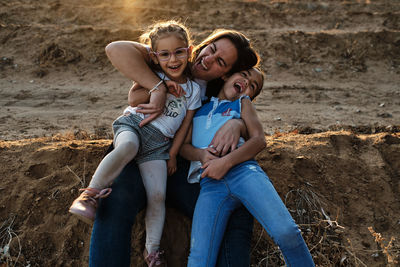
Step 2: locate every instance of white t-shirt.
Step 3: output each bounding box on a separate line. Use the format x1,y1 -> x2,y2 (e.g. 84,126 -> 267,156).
124,72 -> 202,138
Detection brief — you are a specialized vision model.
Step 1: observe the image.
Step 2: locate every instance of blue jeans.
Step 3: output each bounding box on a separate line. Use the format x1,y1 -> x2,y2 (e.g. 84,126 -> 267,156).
89,148 -> 253,267
188,160 -> 315,267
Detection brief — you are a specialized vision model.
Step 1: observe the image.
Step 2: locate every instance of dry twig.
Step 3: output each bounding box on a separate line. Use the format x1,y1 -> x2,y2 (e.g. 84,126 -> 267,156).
0,216 -> 21,267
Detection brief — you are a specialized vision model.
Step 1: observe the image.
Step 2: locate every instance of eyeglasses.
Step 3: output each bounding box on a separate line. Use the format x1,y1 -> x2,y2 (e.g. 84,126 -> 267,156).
152,47 -> 190,61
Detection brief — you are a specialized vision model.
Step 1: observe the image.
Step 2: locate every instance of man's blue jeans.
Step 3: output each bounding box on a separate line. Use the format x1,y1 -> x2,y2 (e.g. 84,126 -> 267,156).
188,160 -> 315,267
89,153 -> 253,267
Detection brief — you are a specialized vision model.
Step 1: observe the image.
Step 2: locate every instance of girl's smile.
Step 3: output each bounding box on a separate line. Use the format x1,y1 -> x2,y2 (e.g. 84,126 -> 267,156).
219,68 -> 263,101
151,35 -> 190,84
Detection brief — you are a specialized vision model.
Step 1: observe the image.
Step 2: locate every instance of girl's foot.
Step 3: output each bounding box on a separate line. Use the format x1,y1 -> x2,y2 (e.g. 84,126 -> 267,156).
69,187 -> 112,224
143,248 -> 167,267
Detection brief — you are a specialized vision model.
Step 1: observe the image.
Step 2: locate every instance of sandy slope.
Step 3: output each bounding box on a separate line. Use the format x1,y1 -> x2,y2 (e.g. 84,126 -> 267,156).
1,0 -> 399,266
0,132 -> 399,266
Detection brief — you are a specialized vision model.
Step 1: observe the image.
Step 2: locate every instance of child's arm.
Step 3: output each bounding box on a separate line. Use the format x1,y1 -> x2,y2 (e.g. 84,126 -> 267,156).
167,109 -> 196,176
201,98 -> 266,180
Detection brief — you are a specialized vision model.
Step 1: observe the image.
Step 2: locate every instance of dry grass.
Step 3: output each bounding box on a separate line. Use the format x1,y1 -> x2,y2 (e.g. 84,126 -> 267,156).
368,227 -> 398,266
250,187 -> 375,266
66,156 -> 87,188
0,215 -> 21,267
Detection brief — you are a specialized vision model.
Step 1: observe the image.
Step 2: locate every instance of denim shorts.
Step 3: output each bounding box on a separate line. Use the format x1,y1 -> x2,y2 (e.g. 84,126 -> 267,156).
112,113 -> 171,164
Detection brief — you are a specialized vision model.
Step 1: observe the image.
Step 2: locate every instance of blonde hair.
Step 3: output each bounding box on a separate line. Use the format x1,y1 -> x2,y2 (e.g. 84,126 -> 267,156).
140,20 -> 192,51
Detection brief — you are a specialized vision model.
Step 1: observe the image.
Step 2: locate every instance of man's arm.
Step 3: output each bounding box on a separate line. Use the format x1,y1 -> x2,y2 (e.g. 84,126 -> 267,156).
128,83 -> 150,107
106,41 -> 161,90
105,41 -> 167,125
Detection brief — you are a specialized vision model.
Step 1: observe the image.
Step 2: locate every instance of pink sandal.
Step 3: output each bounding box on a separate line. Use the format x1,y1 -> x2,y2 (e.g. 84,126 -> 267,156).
69,187 -> 112,224
143,248 -> 167,267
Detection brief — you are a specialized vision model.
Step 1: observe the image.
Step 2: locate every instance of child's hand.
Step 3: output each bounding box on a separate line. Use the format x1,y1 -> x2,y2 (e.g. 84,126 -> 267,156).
137,89 -> 167,127
165,80 -> 184,97
167,156 -> 177,176
201,157 -> 230,180
200,147 -> 219,165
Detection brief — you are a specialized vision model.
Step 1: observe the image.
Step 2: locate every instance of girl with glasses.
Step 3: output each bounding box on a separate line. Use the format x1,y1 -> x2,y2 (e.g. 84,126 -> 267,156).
69,20 -> 201,266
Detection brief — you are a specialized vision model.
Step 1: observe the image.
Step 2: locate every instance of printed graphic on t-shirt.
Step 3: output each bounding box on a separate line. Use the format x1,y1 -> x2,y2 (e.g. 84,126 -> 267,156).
222,108 -> 232,116
164,98 -> 184,118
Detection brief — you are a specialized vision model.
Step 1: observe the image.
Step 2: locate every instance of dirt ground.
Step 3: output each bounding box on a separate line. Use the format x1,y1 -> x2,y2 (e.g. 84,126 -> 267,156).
0,0 -> 399,266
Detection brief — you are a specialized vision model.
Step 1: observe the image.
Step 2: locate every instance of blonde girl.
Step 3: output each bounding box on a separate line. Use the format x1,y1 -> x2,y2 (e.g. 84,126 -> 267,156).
69,21 -> 201,266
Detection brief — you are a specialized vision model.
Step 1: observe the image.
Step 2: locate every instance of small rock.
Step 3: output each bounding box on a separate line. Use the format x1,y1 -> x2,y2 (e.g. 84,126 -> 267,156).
377,113 -> 393,118
276,61 -> 289,68
274,117 -> 281,121
305,182 -> 313,187
313,67 -> 323,73
1,57 -> 13,65
379,103 -> 385,107
307,3 -> 317,10
34,69 -> 48,78
29,80 -> 34,83
89,56 -> 97,64
320,2 -> 330,9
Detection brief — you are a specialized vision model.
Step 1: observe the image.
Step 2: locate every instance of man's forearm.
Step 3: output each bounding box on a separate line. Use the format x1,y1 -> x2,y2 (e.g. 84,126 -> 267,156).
105,41 -> 167,92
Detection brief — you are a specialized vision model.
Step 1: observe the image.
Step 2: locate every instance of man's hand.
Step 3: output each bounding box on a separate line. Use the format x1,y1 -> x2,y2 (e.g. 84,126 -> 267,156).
200,147 -> 219,165
137,88 -> 167,127
209,120 -> 243,156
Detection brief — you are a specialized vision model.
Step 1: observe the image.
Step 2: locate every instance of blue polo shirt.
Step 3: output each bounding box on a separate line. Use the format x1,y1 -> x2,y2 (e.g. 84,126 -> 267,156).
188,96 -> 248,183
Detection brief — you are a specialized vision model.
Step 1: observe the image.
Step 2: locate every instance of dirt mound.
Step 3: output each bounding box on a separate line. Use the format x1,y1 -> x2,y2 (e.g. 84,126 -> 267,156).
0,132 -> 399,266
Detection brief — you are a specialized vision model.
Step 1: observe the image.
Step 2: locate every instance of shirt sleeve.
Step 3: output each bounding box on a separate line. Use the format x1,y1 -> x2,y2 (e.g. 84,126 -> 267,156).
187,81 -> 202,111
